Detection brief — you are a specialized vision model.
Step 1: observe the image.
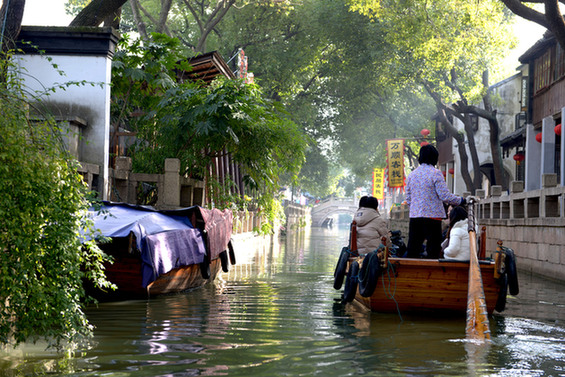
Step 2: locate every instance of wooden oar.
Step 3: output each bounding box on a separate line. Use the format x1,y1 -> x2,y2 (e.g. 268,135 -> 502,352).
465,197 -> 491,341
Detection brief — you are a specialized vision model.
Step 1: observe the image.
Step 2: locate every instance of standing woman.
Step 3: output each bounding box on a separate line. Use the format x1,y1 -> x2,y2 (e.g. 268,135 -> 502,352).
405,145 -> 466,258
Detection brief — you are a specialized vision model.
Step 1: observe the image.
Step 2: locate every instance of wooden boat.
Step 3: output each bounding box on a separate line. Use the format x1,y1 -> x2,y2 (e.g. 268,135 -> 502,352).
334,224 -> 518,316
86,202 -> 234,299
354,257 -> 502,314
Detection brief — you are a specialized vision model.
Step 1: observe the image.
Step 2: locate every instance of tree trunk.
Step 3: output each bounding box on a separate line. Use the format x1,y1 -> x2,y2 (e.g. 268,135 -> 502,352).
129,0 -> 149,40
69,0 -> 128,27
500,0 -> 565,52
1,0 -> 26,54
181,0 -> 236,53
461,114 -> 483,190
438,110 -> 475,192
481,71 -> 508,191
156,0 -> 173,34
423,80 -> 475,192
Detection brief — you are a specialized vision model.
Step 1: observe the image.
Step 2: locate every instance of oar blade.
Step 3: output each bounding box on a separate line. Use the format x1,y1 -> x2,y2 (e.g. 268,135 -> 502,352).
466,199 -> 491,341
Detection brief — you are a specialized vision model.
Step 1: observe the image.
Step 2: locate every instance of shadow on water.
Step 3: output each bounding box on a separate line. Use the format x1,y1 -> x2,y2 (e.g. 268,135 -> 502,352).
2,225 -> 565,376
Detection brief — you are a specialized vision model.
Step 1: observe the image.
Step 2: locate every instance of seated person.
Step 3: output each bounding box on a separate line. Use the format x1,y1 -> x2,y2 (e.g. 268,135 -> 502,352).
354,196 -> 390,254
441,206 -> 471,260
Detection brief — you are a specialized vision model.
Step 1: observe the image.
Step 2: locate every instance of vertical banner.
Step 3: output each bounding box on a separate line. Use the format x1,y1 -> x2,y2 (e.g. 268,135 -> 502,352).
237,48 -> 253,83
386,139 -> 405,188
372,168 -> 385,200
238,48 -> 248,80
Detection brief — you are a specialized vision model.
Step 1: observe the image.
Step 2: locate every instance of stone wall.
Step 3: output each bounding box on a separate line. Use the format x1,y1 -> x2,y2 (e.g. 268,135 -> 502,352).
388,204 -> 410,238
283,201 -> 311,231
477,176 -> 565,283
389,176 -> 565,283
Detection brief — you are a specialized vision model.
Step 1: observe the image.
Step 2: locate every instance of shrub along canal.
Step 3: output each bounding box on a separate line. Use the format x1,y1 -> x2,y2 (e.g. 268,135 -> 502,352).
2,225 -> 565,375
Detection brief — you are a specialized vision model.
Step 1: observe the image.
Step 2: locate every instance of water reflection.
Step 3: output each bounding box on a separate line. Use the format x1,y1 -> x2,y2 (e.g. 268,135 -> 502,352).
2,226 -> 565,376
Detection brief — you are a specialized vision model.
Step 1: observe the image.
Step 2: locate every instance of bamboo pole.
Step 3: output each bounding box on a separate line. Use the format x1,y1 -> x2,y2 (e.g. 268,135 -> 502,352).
465,198 -> 491,341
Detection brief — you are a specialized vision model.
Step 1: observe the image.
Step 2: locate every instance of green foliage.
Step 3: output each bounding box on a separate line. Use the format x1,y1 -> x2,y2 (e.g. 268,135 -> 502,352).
64,0 -> 91,16
0,52 -> 114,350
111,34 -> 308,232
350,0 -> 516,103
116,0 -> 517,195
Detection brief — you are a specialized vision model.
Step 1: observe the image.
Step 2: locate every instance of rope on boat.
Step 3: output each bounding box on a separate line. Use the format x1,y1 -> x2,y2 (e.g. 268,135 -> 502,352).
382,261 -> 403,322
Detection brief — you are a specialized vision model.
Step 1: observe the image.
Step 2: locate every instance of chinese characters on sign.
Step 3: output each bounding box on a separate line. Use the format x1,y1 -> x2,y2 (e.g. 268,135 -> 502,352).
372,168 -> 384,200
386,139 -> 405,188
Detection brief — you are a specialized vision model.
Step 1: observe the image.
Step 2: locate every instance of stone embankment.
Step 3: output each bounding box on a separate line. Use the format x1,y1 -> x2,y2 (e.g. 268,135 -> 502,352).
390,176 -> 565,283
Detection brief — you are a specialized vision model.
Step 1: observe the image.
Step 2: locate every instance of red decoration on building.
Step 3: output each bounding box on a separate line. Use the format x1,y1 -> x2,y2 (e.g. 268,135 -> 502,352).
555,124 -> 562,136
420,129 -> 430,137
448,168 -> 455,175
513,152 -> 525,165
535,133 -> 542,143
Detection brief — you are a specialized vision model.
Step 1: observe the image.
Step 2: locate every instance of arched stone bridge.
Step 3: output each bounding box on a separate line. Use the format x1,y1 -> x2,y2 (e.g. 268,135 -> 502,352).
311,197 -> 358,227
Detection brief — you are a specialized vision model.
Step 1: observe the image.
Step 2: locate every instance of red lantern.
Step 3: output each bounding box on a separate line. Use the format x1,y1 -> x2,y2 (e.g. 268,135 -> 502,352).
555,124 -> 562,136
448,168 -> 455,175
535,133 -> 542,143
420,141 -> 429,147
513,152 -> 525,165
442,170 -> 447,177
420,128 -> 430,137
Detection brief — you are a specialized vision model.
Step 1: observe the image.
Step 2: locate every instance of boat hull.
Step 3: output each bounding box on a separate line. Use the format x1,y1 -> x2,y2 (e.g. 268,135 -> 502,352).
354,257 -> 502,315
88,235 -> 223,300
101,255 -> 222,298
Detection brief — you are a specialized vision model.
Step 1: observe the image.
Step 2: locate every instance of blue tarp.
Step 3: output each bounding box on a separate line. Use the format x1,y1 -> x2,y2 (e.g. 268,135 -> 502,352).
88,203 -> 206,288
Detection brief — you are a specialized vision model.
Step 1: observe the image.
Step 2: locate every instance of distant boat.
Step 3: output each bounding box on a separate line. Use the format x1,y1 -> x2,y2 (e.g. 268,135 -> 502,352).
86,202 -> 234,299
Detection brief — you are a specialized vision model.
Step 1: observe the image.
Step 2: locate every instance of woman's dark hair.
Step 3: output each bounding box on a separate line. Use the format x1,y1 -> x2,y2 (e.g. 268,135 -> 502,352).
359,195 -> 379,210
449,206 -> 468,228
418,144 -> 439,166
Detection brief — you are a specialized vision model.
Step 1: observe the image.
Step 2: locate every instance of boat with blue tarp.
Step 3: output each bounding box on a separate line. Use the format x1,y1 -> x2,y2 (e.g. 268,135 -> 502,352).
86,202 -> 234,299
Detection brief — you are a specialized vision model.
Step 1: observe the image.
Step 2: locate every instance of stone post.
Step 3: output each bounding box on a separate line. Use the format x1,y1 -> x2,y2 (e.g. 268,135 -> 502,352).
163,158 -> 181,208
510,181 -> 524,193
491,185 -> 502,197
542,173 -> 558,188
113,156 -> 131,202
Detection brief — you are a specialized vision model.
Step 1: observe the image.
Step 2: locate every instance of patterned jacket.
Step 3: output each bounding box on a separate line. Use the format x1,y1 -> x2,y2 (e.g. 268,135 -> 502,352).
405,164 -> 463,219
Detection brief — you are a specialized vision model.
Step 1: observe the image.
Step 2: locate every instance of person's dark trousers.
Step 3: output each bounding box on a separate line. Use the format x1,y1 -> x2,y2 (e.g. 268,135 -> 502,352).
406,218 -> 443,259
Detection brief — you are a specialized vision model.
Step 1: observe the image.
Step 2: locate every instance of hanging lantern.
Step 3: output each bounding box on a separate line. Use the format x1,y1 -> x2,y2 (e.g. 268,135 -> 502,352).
442,170 -> 447,177
420,141 -> 429,147
513,152 -> 525,165
535,133 -> 542,143
420,128 -> 430,137
555,124 -> 562,136
448,168 -> 455,176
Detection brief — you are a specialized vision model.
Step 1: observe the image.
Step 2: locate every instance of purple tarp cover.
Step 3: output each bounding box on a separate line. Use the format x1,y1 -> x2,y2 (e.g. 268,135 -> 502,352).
143,228 -> 206,287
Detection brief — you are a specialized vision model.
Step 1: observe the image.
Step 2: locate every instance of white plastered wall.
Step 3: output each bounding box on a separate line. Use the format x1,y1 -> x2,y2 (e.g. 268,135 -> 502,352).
15,53 -> 112,200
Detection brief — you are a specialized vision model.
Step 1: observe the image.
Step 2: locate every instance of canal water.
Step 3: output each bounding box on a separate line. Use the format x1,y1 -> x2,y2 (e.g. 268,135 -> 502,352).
2,225 -> 565,376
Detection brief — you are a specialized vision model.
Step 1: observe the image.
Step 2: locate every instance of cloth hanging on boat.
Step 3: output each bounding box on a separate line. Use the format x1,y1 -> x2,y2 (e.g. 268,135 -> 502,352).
142,228 -> 206,287
194,207 -> 234,260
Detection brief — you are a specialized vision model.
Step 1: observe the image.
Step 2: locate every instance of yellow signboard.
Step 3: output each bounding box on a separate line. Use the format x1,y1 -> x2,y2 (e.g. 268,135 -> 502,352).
386,139 -> 405,188
372,168 -> 384,200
